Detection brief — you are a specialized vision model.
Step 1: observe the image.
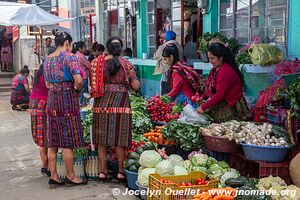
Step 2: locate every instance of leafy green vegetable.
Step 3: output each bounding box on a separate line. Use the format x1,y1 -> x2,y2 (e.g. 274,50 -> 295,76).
174,166 -> 188,175
82,108 -> 93,143
171,103 -> 184,115
206,157 -> 218,167
160,95 -> 172,104
287,76 -> 300,117
73,147 -> 88,157
139,150 -> 162,168
191,154 -> 208,167
161,120 -> 204,151
168,155 -> 185,167
236,51 -> 253,64
192,166 -> 207,173
155,160 -> 174,176
137,168 -> 156,187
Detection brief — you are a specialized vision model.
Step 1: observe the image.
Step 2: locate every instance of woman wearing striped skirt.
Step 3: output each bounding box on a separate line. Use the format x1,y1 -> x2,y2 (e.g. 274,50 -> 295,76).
29,64 -> 49,176
90,37 -> 140,181
44,31 -> 86,188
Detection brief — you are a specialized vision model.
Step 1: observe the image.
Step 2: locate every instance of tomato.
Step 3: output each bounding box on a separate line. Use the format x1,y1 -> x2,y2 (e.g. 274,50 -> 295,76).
181,182 -> 186,186
159,178 -> 164,183
196,97 -> 200,102
187,183 -> 192,186
191,96 -> 196,102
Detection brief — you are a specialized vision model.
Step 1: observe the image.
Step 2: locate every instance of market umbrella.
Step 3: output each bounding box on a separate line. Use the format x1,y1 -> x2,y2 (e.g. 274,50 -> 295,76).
0,1 -> 72,26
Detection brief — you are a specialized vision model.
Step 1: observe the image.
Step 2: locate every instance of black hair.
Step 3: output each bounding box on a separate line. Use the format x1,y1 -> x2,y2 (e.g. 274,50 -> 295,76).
72,41 -> 85,54
105,37 -> 123,77
33,64 -> 43,86
20,65 -> 30,75
123,48 -> 133,58
208,42 -> 244,85
52,30 -> 72,48
93,43 -> 105,52
162,43 -> 180,66
45,37 -> 52,42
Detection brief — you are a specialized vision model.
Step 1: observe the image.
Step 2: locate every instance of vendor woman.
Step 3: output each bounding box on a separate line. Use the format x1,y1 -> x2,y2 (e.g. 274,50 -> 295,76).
162,43 -> 198,107
196,42 -> 249,122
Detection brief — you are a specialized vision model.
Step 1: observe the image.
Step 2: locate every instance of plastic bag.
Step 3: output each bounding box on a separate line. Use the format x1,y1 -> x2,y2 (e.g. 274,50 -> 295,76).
178,104 -> 209,125
248,44 -> 284,65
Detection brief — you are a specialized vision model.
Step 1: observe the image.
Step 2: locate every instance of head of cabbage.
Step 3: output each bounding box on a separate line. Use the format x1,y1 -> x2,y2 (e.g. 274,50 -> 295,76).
139,150 -> 162,168
191,154 -> 208,167
155,160 -> 174,176
137,168 -> 156,187
174,166 -> 188,175
168,155 -> 184,167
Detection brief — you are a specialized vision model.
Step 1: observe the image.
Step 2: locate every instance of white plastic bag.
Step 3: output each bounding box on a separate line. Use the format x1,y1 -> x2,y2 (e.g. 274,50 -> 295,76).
178,104 -> 209,125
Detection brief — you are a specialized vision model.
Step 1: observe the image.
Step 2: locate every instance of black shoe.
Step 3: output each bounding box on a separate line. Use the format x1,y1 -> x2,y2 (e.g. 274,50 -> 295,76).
41,168 -> 47,175
64,177 -> 88,186
46,170 -> 51,177
48,178 -> 65,189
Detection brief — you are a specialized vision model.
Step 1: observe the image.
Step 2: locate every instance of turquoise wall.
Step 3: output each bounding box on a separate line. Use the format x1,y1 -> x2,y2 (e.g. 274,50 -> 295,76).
203,0 -> 219,33
136,0 -> 148,59
288,0 -> 300,59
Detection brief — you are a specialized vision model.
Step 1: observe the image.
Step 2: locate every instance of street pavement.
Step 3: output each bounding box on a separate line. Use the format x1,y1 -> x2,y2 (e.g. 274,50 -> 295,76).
0,91 -> 139,200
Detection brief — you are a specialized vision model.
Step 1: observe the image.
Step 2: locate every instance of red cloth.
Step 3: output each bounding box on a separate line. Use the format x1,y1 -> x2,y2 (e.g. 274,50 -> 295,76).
201,63 -> 243,111
254,79 -> 286,122
167,62 -> 196,100
30,73 -> 48,101
274,61 -> 300,76
90,54 -> 107,98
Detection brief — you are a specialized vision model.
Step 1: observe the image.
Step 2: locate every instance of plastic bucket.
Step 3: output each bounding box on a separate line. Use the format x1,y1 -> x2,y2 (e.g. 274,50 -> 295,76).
203,134 -> 241,153
125,170 -> 138,190
135,181 -> 148,200
241,143 -> 291,162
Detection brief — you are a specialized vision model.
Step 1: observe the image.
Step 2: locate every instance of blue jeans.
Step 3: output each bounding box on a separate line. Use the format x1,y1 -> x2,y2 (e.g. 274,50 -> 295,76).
80,79 -> 88,105
174,92 -> 198,108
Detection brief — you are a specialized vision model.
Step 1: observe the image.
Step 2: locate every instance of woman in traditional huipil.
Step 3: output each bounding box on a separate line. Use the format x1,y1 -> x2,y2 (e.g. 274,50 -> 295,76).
44,31 -> 86,188
90,37 -> 140,181
29,64 -> 50,176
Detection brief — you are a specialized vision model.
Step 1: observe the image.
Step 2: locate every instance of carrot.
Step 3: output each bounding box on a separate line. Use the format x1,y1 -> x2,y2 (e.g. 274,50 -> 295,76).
164,139 -> 170,145
147,136 -> 152,140
213,195 -> 234,200
157,135 -> 164,144
150,129 -> 155,133
143,132 -> 161,137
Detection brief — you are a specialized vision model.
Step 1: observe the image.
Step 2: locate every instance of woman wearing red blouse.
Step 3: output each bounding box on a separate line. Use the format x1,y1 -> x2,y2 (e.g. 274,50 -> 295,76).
162,44 -> 198,107
196,42 -> 249,122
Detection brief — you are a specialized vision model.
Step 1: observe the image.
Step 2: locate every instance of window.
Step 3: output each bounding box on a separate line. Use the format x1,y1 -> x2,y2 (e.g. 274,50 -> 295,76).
219,0 -> 287,45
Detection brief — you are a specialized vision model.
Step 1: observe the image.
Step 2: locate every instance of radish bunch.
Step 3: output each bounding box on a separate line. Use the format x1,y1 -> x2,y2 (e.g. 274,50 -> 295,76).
146,95 -> 180,123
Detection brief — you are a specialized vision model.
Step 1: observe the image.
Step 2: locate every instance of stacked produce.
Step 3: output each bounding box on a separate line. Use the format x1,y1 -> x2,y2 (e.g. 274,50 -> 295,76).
146,95 -> 181,123
193,188 -> 237,200
162,120 -> 204,151
124,141 -> 156,173
82,108 -> 93,144
130,95 -> 152,135
200,120 -> 291,147
143,126 -> 176,145
257,176 -> 300,200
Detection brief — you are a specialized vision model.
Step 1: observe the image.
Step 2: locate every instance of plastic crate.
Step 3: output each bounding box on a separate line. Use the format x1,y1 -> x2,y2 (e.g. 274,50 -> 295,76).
229,153 -> 291,185
201,148 -> 230,163
148,172 -> 218,200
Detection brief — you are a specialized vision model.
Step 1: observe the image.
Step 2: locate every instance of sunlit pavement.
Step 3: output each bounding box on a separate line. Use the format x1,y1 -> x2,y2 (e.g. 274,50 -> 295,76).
0,92 -> 138,200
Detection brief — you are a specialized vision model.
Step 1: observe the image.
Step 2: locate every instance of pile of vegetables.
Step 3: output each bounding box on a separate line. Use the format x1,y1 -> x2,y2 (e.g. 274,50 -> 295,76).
73,147 -> 88,157
82,108 -> 93,143
287,76 -> 300,117
143,126 -> 176,145
184,153 -> 239,182
256,176 -> 300,200
146,95 -> 180,123
200,120 -> 291,147
124,141 -> 156,173
162,120 -> 204,151
193,187 -> 237,200
130,95 -> 152,135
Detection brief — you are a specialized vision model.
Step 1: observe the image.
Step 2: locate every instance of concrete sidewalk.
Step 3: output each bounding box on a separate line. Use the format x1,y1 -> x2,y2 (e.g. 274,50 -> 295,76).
0,92 -> 139,200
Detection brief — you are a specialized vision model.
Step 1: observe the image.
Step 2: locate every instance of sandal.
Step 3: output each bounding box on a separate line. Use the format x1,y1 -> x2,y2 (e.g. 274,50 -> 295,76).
98,172 -> 112,182
65,177 -> 88,186
117,172 -> 126,182
48,178 -> 65,189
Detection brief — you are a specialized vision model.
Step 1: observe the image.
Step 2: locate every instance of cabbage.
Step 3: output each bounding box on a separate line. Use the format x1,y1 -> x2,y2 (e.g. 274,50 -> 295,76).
218,161 -> 230,170
138,166 -> 145,173
184,160 -> 191,172
139,150 -> 162,168
137,168 -> 156,187
192,166 -> 207,173
208,170 -> 223,180
206,157 -> 218,167
155,160 -> 174,176
168,155 -> 184,167
174,166 -> 188,175
208,164 -> 224,173
220,170 -> 240,187
191,154 -> 208,167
